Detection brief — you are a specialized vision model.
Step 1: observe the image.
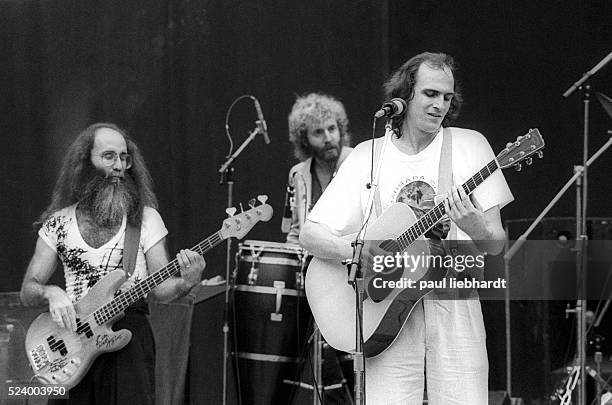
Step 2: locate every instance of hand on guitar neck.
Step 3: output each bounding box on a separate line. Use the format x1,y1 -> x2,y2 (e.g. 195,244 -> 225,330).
174,248 -> 206,293
443,185 -> 505,255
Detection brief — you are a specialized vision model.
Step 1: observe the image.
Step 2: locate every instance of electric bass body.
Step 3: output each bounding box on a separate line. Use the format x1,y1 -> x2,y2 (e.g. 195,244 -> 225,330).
25,270 -> 132,387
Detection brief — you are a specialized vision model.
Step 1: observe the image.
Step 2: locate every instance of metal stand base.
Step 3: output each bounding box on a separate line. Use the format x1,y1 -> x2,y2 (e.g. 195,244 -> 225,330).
284,324 -> 354,405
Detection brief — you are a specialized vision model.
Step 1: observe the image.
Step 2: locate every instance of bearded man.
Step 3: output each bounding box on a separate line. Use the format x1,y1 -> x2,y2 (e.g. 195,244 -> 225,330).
20,122 -> 205,405
285,93 -> 353,244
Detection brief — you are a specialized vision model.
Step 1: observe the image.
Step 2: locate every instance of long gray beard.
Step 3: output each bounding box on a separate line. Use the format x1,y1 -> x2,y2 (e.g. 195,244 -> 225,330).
79,173 -> 138,227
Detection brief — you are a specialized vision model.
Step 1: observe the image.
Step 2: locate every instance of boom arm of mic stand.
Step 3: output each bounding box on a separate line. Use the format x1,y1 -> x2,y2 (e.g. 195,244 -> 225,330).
218,126 -> 260,173
563,51 -> 612,98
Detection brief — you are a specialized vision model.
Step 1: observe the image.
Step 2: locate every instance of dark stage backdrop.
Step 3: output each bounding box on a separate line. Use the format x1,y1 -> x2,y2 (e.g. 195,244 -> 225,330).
388,0 -> 612,223
2,0 -> 612,400
0,0 -> 388,290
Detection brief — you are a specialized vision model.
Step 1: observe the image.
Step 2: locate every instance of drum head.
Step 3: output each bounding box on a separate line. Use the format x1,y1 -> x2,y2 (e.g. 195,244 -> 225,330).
240,240 -> 305,255
236,240 -> 308,290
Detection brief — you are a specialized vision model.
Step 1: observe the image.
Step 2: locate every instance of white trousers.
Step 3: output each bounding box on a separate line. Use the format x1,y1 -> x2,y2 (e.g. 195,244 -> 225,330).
365,299 -> 488,405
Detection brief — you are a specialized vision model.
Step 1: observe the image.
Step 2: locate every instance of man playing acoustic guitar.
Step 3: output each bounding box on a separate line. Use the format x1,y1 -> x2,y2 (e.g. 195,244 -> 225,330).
300,52 -> 514,404
20,123 -> 206,405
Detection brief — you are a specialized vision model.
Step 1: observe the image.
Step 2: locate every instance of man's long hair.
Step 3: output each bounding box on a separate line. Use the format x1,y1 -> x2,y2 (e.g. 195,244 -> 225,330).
383,52 -> 463,133
34,123 -> 158,229
288,93 -> 351,161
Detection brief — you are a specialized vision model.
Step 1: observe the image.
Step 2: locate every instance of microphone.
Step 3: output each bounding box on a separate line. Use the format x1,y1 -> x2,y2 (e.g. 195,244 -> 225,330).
281,173 -> 296,233
253,97 -> 270,144
374,98 -> 407,118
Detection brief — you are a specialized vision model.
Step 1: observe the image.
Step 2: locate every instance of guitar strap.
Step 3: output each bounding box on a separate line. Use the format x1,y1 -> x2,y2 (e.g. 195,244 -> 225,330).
371,128 -> 482,300
372,138 -> 384,219
371,126 -> 456,253
439,128 -> 483,297
124,219 -> 141,279
439,127 -> 458,256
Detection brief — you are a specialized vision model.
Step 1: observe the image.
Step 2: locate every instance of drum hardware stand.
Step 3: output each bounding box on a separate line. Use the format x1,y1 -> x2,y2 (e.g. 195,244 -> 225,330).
553,352 -> 612,405
219,98 -> 269,405
589,352 -> 612,405
285,248 -> 353,404
247,247 -> 263,285
312,325 -> 324,404
295,250 -> 307,290
284,323 -> 354,405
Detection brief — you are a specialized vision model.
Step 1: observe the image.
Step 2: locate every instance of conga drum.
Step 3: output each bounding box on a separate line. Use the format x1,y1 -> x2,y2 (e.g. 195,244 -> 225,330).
233,240 -> 311,404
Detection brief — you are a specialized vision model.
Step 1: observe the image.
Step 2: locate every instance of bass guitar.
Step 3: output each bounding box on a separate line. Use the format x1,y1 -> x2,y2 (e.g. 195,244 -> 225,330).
305,130 -> 544,357
25,196 -> 273,388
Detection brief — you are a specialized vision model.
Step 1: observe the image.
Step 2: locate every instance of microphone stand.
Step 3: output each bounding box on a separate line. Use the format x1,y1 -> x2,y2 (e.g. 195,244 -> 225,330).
218,124 -> 266,405
503,133 -> 612,403
347,240 -> 365,405
347,122 -> 393,405
562,50 -> 612,405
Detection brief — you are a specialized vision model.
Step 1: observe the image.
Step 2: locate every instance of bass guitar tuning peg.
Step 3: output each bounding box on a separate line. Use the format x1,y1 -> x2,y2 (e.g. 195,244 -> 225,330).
257,195 -> 268,204
248,199 -> 256,208
526,157 -> 533,165
537,151 -> 544,159
225,207 -> 237,217
515,163 -> 522,172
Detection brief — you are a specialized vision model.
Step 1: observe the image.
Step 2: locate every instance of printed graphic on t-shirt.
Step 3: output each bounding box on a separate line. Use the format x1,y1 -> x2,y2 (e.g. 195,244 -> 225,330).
392,176 -> 452,242
43,213 -> 140,303
392,176 -> 437,218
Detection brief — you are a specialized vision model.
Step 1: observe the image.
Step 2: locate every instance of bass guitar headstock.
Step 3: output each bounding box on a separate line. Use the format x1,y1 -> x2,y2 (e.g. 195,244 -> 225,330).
220,195 -> 273,240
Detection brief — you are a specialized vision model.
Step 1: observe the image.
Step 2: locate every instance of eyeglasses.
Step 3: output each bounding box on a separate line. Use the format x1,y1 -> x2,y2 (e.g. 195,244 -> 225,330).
99,151 -> 132,169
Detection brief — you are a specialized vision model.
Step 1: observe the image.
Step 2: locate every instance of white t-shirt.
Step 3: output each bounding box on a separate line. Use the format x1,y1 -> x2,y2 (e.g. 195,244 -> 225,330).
308,127 -> 514,241
39,205 -> 168,303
